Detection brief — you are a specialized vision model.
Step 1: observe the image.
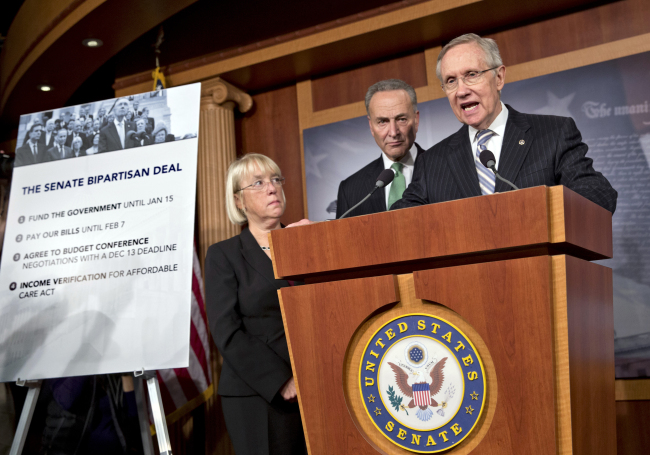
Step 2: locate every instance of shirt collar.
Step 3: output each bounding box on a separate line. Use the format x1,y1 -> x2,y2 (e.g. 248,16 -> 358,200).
381,143 -> 418,169
469,101 -> 509,143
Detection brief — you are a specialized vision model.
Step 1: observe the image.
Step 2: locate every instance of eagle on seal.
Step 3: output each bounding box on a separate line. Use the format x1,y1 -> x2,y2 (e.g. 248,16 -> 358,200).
388,358 -> 447,421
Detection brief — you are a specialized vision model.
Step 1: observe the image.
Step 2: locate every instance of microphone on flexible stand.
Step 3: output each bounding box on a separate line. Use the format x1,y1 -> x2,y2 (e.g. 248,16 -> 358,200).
479,150 -> 519,191
338,169 -> 395,219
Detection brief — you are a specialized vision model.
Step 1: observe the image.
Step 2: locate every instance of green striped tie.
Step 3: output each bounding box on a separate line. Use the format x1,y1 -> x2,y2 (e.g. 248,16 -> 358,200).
388,162 -> 406,209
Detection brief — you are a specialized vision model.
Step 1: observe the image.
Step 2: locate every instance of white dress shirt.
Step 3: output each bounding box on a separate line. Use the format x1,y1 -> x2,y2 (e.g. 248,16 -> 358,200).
114,118 -> 126,149
468,101 -> 509,170
381,144 -> 418,209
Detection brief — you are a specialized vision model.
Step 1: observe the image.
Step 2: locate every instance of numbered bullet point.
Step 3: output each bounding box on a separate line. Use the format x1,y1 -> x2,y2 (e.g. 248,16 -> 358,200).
13,253 -> 20,261
18,216 -> 25,224
16,234 -> 23,242
9,282 -> 17,291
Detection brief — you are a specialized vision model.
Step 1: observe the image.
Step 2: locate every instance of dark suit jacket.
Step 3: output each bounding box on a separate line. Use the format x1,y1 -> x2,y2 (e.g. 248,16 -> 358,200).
336,142 -> 426,218
392,105 -> 617,213
15,142 -> 42,167
45,145 -> 73,162
38,131 -> 56,149
125,131 -> 152,149
98,121 -> 136,153
204,227 -> 297,402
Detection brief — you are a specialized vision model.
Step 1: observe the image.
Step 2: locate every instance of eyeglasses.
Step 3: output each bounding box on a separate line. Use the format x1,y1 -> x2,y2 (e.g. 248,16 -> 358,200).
441,67 -> 500,93
238,177 -> 285,192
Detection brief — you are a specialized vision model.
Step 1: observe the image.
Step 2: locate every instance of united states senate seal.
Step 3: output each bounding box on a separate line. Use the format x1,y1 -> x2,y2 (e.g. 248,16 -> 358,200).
359,314 -> 486,452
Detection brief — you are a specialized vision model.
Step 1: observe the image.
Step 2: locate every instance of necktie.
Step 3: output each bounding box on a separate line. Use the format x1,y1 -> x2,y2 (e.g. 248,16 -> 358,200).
59,145 -> 64,158
475,129 -> 496,195
32,143 -> 37,157
388,162 -> 406,209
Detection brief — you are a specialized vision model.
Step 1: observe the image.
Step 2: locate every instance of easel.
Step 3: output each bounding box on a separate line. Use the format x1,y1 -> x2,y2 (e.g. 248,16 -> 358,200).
9,371 -> 173,455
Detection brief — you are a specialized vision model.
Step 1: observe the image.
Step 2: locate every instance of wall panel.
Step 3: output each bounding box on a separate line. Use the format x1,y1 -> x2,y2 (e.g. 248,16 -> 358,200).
311,52 -> 428,111
236,85 -> 304,225
485,0 -> 650,67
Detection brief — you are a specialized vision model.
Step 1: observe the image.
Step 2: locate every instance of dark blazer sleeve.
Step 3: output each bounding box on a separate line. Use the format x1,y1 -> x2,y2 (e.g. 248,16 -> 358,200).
204,243 -> 293,402
14,145 -> 32,167
552,116 -> 617,213
98,128 -> 109,153
335,180 -> 351,219
390,149 -> 432,209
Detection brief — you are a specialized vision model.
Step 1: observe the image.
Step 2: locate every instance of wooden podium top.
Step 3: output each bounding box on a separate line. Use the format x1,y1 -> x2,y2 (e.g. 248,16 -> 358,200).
270,185 -> 612,283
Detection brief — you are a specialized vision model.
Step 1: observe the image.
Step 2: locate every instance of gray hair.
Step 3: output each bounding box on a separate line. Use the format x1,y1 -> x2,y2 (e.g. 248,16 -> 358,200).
365,79 -> 418,115
436,34 -> 503,82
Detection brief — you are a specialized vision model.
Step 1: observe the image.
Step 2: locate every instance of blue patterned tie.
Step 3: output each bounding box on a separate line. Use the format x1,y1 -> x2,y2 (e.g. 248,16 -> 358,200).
475,129 -> 496,195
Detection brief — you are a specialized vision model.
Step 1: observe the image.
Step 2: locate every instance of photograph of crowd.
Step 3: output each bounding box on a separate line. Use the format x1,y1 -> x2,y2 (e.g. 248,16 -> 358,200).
14,89 -> 198,167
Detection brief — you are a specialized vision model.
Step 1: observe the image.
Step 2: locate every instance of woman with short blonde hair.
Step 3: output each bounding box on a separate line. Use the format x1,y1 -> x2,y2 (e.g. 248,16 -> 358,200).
205,153 -> 307,455
71,136 -> 84,157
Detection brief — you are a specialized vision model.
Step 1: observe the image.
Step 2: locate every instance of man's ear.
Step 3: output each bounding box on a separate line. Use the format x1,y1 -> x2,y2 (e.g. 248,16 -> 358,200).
495,66 -> 506,92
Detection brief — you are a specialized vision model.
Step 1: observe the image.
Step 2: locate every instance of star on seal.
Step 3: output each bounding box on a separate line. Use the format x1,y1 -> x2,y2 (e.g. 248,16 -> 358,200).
470,391 -> 479,400
367,394 -> 375,403
466,406 -> 474,415
374,407 -> 382,416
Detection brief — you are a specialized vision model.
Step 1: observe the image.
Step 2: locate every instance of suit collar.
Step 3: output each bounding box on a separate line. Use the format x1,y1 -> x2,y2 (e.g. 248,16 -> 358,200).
446,125 -> 481,197
414,142 -> 426,159
495,105 -> 533,192
363,155 -> 387,212
240,227 -> 282,288
107,123 -> 122,149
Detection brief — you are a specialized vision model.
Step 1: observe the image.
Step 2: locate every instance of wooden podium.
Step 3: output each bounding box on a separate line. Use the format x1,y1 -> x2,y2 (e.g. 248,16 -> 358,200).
270,186 -> 615,455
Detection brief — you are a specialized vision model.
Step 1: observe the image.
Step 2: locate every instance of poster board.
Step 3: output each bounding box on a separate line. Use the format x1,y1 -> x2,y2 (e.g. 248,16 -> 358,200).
0,84 -> 201,382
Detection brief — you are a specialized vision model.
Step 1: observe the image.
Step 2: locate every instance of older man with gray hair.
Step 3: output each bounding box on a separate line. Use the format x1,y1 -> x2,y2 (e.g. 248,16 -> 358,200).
98,97 -> 136,153
336,79 -> 427,218
392,33 -> 617,213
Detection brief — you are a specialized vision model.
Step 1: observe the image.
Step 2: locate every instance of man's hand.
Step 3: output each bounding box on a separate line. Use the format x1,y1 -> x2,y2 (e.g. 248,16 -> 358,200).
280,377 -> 297,402
285,219 -> 312,228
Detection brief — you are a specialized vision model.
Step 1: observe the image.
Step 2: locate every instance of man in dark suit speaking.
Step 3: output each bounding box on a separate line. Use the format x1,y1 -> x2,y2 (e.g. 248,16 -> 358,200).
336,79 -> 426,218
15,123 -> 43,167
98,97 -> 135,153
391,34 -> 617,213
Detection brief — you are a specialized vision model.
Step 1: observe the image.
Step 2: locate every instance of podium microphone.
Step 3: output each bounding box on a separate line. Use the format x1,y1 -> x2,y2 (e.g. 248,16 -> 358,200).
338,169 -> 395,219
479,150 -> 519,191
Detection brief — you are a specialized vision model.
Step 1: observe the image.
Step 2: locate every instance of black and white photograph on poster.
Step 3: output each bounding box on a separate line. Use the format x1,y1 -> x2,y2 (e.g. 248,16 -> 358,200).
14,88 -> 198,167
0,83 -> 201,383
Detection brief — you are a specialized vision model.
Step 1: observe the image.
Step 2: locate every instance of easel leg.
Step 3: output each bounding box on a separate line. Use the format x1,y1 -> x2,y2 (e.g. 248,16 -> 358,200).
146,375 -> 173,455
134,376 -> 154,455
9,380 -> 42,455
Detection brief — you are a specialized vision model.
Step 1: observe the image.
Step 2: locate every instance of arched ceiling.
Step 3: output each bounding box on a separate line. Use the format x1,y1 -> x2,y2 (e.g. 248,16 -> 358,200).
0,0 -> 603,144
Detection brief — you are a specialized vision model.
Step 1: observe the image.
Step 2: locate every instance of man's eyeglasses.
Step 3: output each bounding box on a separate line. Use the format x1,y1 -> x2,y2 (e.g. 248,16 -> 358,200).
238,177 -> 286,192
441,67 -> 499,93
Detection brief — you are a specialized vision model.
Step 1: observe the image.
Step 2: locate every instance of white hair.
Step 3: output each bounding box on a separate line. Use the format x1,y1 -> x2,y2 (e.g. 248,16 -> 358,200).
436,33 -> 503,82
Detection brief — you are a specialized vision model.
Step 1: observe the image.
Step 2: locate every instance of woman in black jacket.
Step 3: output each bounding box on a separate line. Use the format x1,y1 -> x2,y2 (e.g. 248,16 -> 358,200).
204,153 -> 307,455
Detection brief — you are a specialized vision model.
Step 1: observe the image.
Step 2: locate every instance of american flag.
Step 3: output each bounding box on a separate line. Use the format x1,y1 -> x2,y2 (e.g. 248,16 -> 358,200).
155,242 -> 213,421
412,382 -> 431,407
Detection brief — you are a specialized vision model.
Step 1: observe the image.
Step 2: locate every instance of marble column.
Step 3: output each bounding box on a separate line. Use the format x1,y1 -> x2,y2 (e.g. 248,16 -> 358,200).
197,77 -> 253,272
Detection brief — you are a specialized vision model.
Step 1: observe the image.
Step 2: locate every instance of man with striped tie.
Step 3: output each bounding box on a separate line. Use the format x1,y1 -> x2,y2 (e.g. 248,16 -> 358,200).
391,33 -> 617,213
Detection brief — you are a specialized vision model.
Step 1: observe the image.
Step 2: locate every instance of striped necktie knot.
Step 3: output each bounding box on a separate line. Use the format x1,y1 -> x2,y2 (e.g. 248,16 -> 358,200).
476,129 -> 495,152
475,129 -> 496,195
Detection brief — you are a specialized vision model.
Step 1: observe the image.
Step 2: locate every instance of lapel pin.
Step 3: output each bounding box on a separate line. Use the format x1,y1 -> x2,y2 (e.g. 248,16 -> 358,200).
519,139 -> 525,145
